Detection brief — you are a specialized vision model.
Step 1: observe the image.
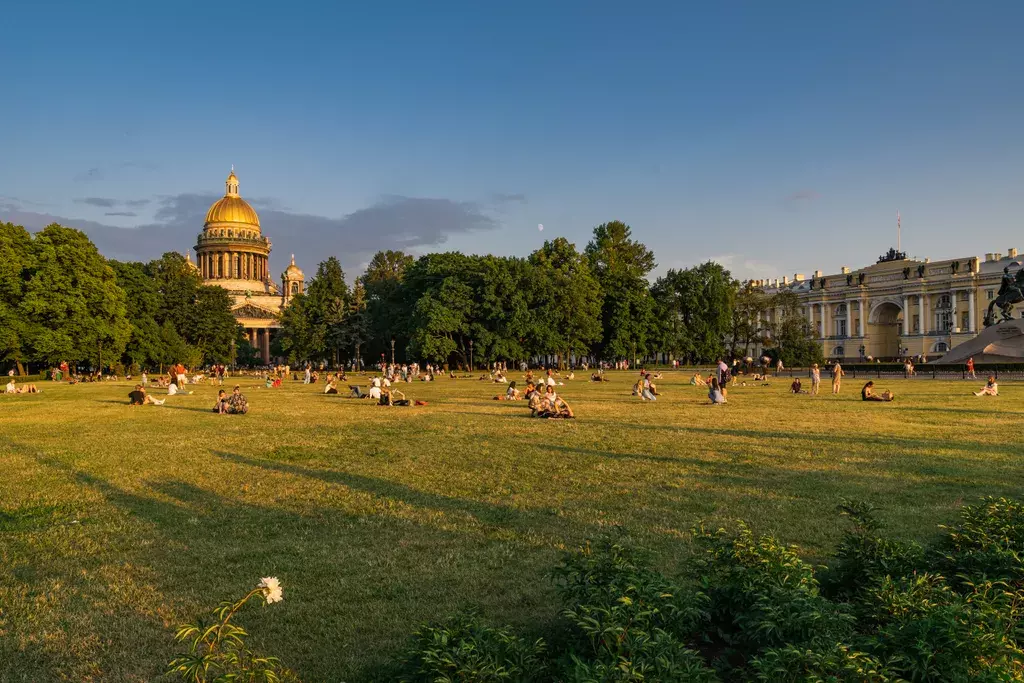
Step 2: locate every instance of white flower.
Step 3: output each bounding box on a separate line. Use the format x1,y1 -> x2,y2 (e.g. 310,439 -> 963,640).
258,576 -> 283,604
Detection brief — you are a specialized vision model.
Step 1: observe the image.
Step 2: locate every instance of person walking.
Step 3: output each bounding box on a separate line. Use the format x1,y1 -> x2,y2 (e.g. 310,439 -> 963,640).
810,363 -> 821,395
831,361 -> 844,394
966,356 -> 976,380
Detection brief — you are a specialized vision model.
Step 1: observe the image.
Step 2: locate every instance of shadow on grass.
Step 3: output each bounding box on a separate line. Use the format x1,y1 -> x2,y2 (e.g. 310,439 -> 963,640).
211,450 -> 578,536
8,443 -> 579,682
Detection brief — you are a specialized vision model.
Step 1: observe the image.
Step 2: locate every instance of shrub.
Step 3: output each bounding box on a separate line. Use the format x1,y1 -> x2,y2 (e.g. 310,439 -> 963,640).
397,611 -> 548,683
749,642 -> 896,682
935,497 -> 1024,587
820,500 -> 925,603
689,522 -> 855,668
860,573 -> 1024,681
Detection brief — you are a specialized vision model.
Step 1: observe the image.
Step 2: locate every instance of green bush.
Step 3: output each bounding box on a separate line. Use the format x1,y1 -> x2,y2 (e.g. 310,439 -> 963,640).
235,496 -> 1024,681
397,611 -> 548,683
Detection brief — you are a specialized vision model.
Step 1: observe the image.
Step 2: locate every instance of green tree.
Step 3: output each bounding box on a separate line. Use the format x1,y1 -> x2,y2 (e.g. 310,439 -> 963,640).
276,294 -> 314,365
0,222 -> 35,373
304,257 -> 350,364
361,250 -> 415,360
585,221 -> 656,361
730,280 -> 771,358
528,238 -> 603,367
650,262 -> 734,364
110,260 -> 165,370
768,290 -> 824,367
19,224 -> 130,369
403,253 -> 476,365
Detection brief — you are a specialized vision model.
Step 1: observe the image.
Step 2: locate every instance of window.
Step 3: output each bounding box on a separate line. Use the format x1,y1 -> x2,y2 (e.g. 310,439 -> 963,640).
987,290 -> 995,300
938,294 -> 951,309
836,303 -> 847,316
291,282 -> 299,294
833,346 -> 845,357
938,311 -> 953,332
835,319 -> 847,337
933,342 -> 949,353
961,311 -> 969,330
913,315 -> 920,332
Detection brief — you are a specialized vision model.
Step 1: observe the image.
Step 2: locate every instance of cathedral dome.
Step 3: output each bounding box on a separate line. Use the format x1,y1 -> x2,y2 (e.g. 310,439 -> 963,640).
283,254 -> 304,278
204,169 -> 261,230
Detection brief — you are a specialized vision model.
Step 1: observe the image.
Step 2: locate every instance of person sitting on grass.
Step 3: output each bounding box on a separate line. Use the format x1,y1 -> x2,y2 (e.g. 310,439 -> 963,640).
861,380 -> 894,402
324,378 -> 338,395
690,372 -> 707,387
973,376 -> 998,397
495,380 -> 521,401
213,389 -> 228,413
224,385 -> 249,414
167,379 -> 193,396
129,384 -> 164,406
790,377 -> 806,394
708,377 -> 726,405
368,378 -> 382,401
537,395 -> 575,419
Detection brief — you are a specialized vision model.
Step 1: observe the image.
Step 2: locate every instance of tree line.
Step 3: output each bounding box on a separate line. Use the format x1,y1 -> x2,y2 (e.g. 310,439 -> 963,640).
0,220 -> 822,374
1,222 -> 246,374
275,221 -> 823,369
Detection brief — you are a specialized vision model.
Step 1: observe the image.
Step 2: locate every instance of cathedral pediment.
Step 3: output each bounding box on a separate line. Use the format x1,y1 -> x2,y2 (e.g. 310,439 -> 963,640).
232,301 -> 280,320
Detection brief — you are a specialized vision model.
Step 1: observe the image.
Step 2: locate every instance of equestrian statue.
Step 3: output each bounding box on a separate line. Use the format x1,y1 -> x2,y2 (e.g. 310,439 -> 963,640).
984,262 -> 1024,326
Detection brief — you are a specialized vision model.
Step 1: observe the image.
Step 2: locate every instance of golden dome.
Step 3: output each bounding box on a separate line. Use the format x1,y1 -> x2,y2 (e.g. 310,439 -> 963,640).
204,169 -> 261,229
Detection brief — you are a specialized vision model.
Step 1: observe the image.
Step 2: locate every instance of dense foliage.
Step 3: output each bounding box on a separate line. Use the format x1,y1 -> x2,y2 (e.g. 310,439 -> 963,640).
1,218 -> 824,371
0,221 -> 241,372
392,497 -> 1024,682
275,222 -> 823,368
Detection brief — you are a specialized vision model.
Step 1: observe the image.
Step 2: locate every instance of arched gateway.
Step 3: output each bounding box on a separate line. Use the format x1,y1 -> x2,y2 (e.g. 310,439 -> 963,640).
868,301 -> 904,359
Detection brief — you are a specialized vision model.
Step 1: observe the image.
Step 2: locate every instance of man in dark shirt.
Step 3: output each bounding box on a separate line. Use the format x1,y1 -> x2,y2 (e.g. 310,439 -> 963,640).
129,384 -> 163,406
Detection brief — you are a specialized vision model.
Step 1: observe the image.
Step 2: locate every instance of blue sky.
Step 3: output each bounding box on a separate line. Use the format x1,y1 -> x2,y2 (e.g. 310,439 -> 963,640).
2,1 -> 1022,280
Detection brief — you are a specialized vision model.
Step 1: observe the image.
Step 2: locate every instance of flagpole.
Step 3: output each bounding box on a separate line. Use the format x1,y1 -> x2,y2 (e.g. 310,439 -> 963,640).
897,210 -> 901,253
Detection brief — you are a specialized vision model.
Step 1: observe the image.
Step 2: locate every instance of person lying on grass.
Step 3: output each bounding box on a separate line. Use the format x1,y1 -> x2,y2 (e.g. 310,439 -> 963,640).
5,380 -> 41,394
129,385 -> 163,406
861,381 -> 894,402
973,376 -> 998,397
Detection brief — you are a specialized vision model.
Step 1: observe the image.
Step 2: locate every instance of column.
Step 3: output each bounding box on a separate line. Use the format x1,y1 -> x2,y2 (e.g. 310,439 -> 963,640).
807,304 -> 814,328
902,296 -> 910,335
968,288 -> 976,332
859,299 -> 866,337
950,290 -> 958,332
822,300 -> 831,338
262,329 -> 271,364
921,293 -> 929,334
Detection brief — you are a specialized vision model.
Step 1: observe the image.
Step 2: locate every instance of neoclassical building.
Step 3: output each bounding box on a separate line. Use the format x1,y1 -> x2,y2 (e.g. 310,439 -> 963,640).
754,247 -> 1022,360
193,169 -> 305,363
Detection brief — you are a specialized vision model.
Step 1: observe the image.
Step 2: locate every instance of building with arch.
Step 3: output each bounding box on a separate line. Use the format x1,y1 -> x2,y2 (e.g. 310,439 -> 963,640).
193,169 -> 305,363
753,247 -> 1022,360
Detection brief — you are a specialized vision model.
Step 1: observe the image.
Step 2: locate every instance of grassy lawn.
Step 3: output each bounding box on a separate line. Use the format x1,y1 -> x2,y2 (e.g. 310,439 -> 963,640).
2,371 -> 1022,681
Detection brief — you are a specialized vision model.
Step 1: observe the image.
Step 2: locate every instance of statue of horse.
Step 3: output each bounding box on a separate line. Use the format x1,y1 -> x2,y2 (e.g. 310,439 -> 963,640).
984,263 -> 1024,326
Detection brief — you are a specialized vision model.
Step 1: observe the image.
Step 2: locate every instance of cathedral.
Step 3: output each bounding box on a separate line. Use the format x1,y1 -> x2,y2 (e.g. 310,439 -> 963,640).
193,169 -> 304,363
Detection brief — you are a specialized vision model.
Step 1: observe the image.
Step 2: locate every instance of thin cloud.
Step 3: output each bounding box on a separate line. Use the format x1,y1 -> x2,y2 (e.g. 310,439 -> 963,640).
75,197 -> 119,208
124,199 -> 151,208
785,189 -> 819,202
104,211 -> 137,217
492,192 -> 527,203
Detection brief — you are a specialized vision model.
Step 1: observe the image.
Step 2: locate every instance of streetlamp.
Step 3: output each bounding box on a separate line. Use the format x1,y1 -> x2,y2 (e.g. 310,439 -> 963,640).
469,340 -> 474,372
391,338 -> 396,365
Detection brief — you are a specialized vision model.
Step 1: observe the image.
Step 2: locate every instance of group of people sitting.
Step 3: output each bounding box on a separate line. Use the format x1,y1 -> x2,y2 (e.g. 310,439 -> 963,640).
213,386 -> 249,414
632,373 -> 659,401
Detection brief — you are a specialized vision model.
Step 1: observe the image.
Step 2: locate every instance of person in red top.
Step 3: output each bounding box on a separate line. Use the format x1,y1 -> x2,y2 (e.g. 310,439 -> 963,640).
966,357 -> 976,379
